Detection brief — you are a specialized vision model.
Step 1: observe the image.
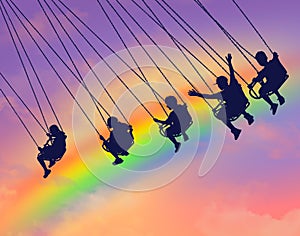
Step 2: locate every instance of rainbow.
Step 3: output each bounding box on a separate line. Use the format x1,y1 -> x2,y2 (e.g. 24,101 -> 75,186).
0,66 -> 297,235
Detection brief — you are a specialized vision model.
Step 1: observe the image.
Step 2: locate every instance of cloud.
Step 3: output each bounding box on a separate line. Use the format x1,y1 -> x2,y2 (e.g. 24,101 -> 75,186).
195,204 -> 300,236
248,122 -> 300,159
0,185 -> 16,198
0,185 -> 17,212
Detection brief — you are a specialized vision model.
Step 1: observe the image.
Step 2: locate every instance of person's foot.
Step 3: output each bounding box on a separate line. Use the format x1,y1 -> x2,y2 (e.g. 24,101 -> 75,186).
175,142 -> 181,153
270,103 -> 278,115
112,158 -> 124,166
246,115 -> 254,125
48,160 -> 56,168
43,169 -> 51,179
231,128 -> 242,140
120,150 -> 129,156
278,96 -> 285,105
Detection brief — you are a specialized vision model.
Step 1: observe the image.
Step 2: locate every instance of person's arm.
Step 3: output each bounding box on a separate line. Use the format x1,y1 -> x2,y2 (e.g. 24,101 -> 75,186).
62,131 -> 67,139
38,136 -> 52,152
164,112 -> 176,126
226,53 -> 238,86
99,134 -> 107,143
272,52 -> 279,61
127,125 -> 133,132
153,117 -> 167,125
249,71 -> 265,88
128,125 -> 134,139
44,135 -> 53,146
188,89 -> 221,100
154,112 -> 177,125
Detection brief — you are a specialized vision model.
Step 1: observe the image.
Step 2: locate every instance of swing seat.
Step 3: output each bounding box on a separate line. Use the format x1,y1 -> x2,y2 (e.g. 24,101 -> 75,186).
159,120 -> 193,138
38,146 -> 66,162
213,101 -> 250,122
266,74 -> 289,96
159,104 -> 193,138
53,153 -> 65,162
101,122 -> 134,155
102,142 -> 132,156
250,74 -> 289,99
102,136 -> 134,156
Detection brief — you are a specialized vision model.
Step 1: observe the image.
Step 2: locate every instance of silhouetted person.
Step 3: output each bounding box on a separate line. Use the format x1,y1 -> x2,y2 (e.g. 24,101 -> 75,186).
100,117 -> 134,165
153,96 -> 192,153
189,53 -> 254,140
37,125 -> 67,178
249,51 -> 287,115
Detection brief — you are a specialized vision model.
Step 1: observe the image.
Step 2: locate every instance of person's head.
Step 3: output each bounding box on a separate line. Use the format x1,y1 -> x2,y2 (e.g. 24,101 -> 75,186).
49,124 -> 60,135
216,76 -> 228,90
107,116 -> 118,129
255,51 -> 268,66
165,96 -> 178,110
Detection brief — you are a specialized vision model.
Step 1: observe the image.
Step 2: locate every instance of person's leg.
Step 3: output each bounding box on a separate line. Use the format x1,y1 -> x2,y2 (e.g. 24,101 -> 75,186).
225,120 -> 241,140
37,154 -> 48,172
37,153 -> 51,178
166,128 -> 181,153
216,108 -> 241,140
110,151 -> 124,165
105,142 -> 124,165
48,159 -> 56,168
48,149 -> 66,168
242,110 -> 254,125
259,86 -> 278,115
274,90 -> 285,105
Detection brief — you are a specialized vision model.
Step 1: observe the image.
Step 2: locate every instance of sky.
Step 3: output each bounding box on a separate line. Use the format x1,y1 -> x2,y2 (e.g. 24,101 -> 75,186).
0,0 -> 300,235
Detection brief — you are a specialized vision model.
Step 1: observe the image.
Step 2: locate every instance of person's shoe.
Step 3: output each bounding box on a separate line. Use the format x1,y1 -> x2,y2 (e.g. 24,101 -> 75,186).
270,103 -> 278,115
278,96 -> 285,105
231,128 -> 242,140
120,150 -> 129,156
43,169 -> 51,179
48,160 -> 56,168
175,142 -> 181,153
246,115 -> 254,125
112,158 -> 124,166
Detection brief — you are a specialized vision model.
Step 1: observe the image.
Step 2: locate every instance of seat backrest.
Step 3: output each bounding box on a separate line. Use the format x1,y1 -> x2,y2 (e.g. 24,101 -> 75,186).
175,105 -> 193,131
267,58 -> 287,84
112,123 -> 134,151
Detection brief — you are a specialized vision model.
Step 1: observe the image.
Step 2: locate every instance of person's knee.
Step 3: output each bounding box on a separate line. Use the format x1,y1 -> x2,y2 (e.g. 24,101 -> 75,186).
37,154 -> 43,162
242,110 -> 250,116
274,90 -> 282,96
110,151 -> 119,159
166,128 -> 174,138
259,86 -> 269,97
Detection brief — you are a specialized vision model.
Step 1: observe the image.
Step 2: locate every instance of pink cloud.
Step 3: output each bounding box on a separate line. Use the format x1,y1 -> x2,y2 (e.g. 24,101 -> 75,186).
0,185 -> 16,198
221,121 -> 300,160
195,204 -> 300,236
250,122 -> 300,159
0,185 -> 17,212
